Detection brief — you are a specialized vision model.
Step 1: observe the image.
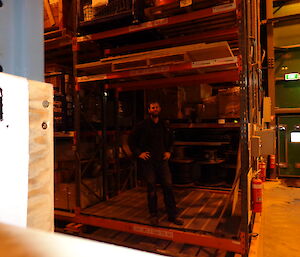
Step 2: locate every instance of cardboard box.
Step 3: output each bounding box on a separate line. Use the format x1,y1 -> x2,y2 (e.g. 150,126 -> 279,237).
197,96 -> 218,119
218,95 -> 240,118
184,84 -> 212,103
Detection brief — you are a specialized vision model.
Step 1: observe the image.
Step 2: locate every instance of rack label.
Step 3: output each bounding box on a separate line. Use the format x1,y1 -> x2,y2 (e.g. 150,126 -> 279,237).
129,66 -> 170,76
129,22 -> 153,32
133,225 -> 174,239
192,57 -> 237,68
129,18 -> 169,32
77,74 -> 107,82
180,0 -> 192,7
212,2 -> 236,13
153,18 -> 169,26
77,35 -> 92,42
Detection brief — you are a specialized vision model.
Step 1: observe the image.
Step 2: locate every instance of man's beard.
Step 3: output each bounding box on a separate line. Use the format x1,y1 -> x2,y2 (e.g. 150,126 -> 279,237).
150,113 -> 159,118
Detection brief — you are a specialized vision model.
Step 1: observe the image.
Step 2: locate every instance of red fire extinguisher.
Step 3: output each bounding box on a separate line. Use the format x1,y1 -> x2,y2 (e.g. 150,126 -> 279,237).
269,154 -> 276,169
251,178 -> 262,213
258,161 -> 266,182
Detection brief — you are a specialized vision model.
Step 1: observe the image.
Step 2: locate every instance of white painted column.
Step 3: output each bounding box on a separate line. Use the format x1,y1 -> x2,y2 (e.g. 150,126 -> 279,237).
0,0 -> 44,81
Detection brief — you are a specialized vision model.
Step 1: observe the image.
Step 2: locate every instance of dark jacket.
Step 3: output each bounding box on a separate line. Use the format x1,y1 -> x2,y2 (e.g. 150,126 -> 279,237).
129,118 -> 173,160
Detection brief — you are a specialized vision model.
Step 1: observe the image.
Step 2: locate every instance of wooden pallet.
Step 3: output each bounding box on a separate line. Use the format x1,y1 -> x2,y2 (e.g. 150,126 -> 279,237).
45,34 -> 72,51
76,41 -> 234,74
145,0 -> 234,20
44,28 -> 66,40
81,187 -> 240,235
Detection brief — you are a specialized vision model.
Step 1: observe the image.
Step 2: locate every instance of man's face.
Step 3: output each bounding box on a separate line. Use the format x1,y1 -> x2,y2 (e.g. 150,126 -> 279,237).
148,103 -> 161,117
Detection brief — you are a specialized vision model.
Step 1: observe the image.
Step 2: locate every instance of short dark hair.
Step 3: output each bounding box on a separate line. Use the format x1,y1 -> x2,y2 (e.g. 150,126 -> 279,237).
147,101 -> 160,109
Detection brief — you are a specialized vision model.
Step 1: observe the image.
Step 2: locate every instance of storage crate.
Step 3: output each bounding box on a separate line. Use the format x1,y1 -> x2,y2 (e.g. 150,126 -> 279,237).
44,0 -> 74,32
218,87 -> 240,118
218,95 -> 240,118
81,0 -> 144,23
197,96 -> 218,119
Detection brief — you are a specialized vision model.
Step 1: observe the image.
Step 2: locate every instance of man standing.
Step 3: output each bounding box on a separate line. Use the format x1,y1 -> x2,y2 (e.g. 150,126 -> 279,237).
129,101 -> 183,226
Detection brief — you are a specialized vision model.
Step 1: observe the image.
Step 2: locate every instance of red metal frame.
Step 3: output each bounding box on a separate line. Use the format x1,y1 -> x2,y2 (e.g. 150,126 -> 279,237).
45,36 -> 72,51
77,57 -> 238,83
77,2 -> 236,43
55,212 -> 245,254
104,27 -> 238,56
108,70 -> 239,91
170,123 -> 240,129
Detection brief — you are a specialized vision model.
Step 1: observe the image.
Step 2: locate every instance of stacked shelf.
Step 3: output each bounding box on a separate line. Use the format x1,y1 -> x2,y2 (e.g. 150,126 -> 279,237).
76,41 -> 238,87
74,2 -> 240,96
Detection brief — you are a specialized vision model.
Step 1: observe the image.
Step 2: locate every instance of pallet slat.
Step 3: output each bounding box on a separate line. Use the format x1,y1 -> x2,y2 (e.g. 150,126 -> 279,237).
80,187 -> 239,236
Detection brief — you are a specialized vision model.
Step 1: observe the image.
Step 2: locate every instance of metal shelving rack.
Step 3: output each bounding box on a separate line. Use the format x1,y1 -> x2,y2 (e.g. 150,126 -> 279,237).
53,0 -> 263,255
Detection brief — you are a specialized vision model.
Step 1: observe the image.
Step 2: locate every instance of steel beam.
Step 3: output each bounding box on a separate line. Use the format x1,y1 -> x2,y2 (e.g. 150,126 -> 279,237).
55,213 -> 245,254
108,70 -> 239,91
266,0 -> 276,127
77,58 -> 238,83
238,0 -> 251,254
104,27 -> 239,56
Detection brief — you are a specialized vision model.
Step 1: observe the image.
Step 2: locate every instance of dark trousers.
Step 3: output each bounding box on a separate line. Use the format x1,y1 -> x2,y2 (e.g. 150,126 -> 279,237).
140,160 -> 177,219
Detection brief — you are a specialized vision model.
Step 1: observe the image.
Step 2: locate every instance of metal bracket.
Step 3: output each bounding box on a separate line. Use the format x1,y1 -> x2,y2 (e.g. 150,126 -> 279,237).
278,124 -> 288,166
268,57 -> 274,69
0,88 -> 3,121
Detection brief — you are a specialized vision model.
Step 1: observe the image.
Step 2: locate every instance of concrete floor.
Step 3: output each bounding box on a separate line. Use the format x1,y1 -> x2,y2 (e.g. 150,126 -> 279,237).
254,179 -> 300,257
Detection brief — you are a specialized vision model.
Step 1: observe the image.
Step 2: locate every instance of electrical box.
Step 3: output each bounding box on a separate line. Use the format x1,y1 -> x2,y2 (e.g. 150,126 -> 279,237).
263,97 -> 272,122
251,136 -> 261,158
255,129 -> 276,155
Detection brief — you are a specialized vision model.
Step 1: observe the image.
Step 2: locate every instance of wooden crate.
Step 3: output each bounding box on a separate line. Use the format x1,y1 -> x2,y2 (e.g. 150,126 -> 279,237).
44,0 -> 74,32
0,73 -> 53,232
28,80 -> 54,231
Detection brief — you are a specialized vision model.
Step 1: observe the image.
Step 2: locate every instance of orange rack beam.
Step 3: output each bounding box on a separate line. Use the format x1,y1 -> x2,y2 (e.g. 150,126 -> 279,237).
55,212 -> 245,254
104,27 -> 239,56
77,57 -> 238,83
109,70 -> 239,91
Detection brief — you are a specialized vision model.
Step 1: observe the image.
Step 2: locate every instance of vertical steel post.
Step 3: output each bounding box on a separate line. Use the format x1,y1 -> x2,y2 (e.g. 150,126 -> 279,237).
73,0 -> 82,209
115,89 -> 121,194
239,0 -> 251,255
74,81 -> 82,209
132,91 -> 138,187
266,0 -> 275,127
102,84 -> 109,199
